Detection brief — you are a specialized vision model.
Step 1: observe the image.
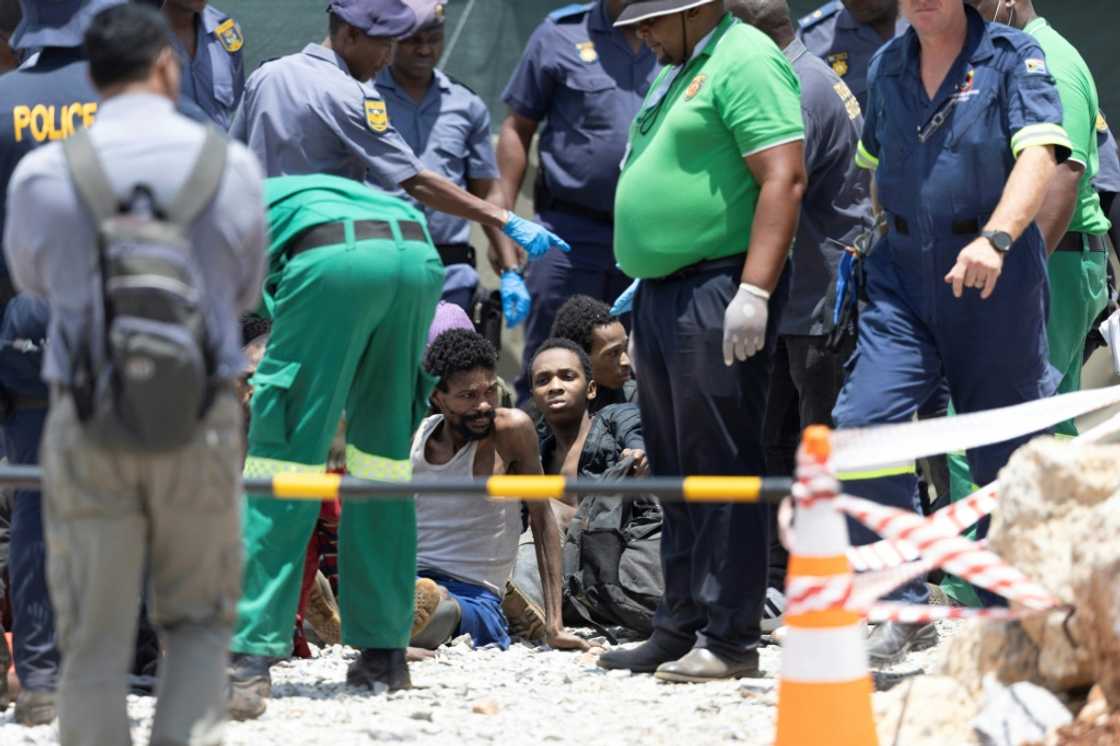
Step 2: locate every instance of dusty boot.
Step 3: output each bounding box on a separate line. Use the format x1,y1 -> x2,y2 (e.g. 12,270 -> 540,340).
228,653 -> 271,721
14,690 -> 56,726
305,571 -> 342,646
411,578 -> 442,639
502,581 -> 547,643
866,621 -> 939,665
346,649 -> 410,693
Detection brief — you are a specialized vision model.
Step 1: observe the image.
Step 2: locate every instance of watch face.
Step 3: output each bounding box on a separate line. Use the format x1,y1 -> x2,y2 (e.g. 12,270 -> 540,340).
986,231 -> 1012,252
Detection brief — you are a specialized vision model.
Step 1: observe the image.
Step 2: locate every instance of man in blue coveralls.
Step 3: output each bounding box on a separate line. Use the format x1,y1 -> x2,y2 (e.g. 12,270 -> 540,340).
833,0 -> 1070,663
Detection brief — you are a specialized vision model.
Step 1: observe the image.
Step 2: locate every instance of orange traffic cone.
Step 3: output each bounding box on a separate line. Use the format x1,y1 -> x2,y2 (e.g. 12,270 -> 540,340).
775,426 -> 877,746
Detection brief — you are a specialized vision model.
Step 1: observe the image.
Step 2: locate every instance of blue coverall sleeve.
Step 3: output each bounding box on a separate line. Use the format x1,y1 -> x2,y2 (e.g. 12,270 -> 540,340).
1005,43 -> 1072,161
854,58 -> 881,170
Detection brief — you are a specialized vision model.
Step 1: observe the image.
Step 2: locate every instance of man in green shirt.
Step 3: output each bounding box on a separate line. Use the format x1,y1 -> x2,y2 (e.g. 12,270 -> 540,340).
597,0 -> 806,682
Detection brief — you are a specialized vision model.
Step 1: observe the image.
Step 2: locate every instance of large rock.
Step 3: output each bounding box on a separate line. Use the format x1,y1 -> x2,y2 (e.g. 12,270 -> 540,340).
972,677 -> 1072,746
984,439 -> 1120,704
874,675 -> 981,746
940,619 -> 1043,697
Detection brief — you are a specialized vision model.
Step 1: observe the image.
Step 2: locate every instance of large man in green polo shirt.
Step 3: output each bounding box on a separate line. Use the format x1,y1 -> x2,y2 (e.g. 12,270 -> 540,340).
597,0 -> 806,682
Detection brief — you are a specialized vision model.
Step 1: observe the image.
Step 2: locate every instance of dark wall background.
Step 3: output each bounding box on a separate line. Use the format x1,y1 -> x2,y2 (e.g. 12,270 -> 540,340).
229,0 -> 1117,122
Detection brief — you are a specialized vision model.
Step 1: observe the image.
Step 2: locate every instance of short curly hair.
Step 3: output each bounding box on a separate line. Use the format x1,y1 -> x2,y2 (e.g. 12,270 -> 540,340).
531,337 -> 592,380
549,295 -> 615,354
424,328 -> 497,390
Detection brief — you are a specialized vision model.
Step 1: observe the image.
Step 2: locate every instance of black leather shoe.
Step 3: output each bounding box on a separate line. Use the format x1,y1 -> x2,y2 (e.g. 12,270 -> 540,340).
228,653 -> 271,721
346,648 -> 411,692
597,634 -> 695,674
866,621 -> 938,665
655,648 -> 761,683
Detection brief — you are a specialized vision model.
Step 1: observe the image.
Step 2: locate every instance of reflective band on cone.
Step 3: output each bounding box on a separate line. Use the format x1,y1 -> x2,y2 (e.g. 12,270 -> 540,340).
776,426 -> 878,746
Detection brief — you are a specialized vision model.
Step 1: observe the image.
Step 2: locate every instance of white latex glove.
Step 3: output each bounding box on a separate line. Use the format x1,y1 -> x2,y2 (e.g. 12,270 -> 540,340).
1099,307 -> 1120,375
722,283 -> 770,366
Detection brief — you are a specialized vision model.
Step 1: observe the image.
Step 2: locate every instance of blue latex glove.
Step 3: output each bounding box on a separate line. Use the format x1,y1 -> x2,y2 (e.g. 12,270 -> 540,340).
834,251 -> 854,326
502,213 -> 571,258
610,279 -> 640,316
501,269 -> 532,328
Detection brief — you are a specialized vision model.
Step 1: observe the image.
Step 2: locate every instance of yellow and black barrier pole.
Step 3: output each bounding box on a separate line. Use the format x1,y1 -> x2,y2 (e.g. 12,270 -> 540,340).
0,464 -> 792,504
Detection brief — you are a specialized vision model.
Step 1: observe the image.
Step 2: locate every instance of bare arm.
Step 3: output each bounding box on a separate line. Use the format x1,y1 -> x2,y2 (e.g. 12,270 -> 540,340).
740,140 -> 808,292
496,112 -> 539,210
402,169 -> 509,230
1034,160 -> 1083,253
468,176 -> 522,274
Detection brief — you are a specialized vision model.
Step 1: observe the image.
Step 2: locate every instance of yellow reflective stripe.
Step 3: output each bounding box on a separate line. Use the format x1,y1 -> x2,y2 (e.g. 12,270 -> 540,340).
243,456 -> 326,480
344,444 -> 412,482
836,462 -> 916,481
682,476 -> 761,502
1052,432 -> 1075,441
1011,123 -> 1072,157
854,140 -> 879,170
272,473 -> 342,500
486,475 -> 566,500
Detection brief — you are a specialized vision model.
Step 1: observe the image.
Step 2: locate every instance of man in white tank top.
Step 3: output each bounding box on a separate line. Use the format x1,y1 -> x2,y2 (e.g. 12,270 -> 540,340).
410,329 -> 588,651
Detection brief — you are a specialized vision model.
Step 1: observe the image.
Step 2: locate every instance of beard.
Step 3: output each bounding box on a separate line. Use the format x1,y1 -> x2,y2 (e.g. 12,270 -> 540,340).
451,411 -> 496,442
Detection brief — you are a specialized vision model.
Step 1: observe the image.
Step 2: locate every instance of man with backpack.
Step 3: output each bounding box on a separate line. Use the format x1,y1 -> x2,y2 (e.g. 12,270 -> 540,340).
3,5 -> 266,745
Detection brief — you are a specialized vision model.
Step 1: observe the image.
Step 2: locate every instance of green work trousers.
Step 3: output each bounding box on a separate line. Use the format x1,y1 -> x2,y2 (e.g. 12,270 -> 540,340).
232,234 -> 443,656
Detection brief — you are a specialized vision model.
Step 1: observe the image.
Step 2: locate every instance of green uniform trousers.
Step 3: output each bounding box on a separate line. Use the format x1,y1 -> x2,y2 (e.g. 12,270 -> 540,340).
231,233 -> 443,656
941,240 -> 1108,606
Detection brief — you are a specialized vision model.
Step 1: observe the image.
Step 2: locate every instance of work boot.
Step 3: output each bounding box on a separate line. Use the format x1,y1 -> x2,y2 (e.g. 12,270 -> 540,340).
655,648 -> 762,683
228,653 -> 271,721
502,581 -> 547,643
306,571 -> 342,646
597,633 -> 693,674
346,648 -> 411,693
866,621 -> 939,665
411,578 -> 443,639
14,690 -> 56,726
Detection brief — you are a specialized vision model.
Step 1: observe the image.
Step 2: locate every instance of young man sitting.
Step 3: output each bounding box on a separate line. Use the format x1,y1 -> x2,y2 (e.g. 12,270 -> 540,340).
409,329 -> 588,652
549,296 -> 635,412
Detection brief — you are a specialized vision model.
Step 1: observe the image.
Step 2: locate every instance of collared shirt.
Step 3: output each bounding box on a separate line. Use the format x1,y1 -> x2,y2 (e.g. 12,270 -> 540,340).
375,67 -> 498,246
170,4 -> 245,131
501,0 -> 657,247
0,48 -> 98,285
1023,17 -> 1109,236
798,0 -> 906,111
781,37 -> 871,337
3,93 -> 267,383
1093,117 -> 1120,195
231,43 -> 422,186
856,6 -> 1071,243
614,14 -> 804,279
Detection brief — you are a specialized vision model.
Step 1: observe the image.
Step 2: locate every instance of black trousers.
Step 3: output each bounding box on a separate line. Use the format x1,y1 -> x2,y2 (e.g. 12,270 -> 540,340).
632,264 -> 778,660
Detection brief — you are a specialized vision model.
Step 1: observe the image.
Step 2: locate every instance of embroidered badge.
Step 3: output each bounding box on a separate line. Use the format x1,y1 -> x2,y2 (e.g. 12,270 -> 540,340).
215,18 -> 243,54
1098,112 -> 1109,134
684,74 -> 707,101
832,81 -> 861,121
827,52 -> 849,77
365,99 -> 389,133
1024,58 -> 1047,75
577,41 -> 598,63
950,68 -> 980,103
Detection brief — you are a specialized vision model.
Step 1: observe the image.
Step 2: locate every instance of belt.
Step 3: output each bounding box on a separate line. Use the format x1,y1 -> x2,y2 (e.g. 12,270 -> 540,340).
539,197 -> 614,225
1054,231 -> 1108,253
288,219 -> 427,258
893,215 -> 980,236
650,254 -> 746,284
435,242 -> 476,267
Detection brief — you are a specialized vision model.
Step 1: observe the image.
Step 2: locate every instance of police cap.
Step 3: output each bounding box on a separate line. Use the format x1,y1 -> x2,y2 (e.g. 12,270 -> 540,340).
11,0 -> 126,51
614,0 -> 718,27
403,0 -> 444,34
327,0 -> 419,39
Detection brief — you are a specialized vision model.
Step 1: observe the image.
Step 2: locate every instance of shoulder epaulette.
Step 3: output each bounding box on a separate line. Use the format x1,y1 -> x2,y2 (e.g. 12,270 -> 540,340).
446,74 -> 480,97
548,2 -> 593,23
798,0 -> 842,31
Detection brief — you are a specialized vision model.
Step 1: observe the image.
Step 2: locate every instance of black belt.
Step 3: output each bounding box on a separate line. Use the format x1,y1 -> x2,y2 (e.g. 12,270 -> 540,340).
435,242 -> 476,267
1054,231 -> 1108,253
651,254 -> 745,284
288,219 -> 427,258
893,215 -> 980,236
539,197 -> 614,225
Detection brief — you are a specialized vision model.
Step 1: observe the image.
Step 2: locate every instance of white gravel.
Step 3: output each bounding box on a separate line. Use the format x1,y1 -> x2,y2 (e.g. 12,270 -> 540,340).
0,620 -> 964,745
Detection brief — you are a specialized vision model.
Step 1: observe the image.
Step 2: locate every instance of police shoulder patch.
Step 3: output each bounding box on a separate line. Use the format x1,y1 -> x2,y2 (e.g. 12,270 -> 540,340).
365,98 -> 389,133
1024,57 -> 1047,75
1097,112 -> 1109,134
215,18 -> 244,54
548,2 -> 592,23
798,0 -> 842,31
832,81 -> 861,121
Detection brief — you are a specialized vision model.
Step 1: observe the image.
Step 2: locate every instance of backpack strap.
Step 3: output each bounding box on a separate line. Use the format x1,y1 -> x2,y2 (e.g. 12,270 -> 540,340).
165,127 -> 228,227
63,128 -> 118,223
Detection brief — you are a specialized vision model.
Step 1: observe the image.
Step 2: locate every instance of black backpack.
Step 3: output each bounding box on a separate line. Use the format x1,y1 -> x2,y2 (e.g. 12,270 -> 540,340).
63,127 -> 227,452
562,457 -> 664,637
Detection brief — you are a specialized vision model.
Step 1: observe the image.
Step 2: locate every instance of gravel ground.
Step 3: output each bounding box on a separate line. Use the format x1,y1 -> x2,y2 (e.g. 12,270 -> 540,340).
0,620 -> 963,745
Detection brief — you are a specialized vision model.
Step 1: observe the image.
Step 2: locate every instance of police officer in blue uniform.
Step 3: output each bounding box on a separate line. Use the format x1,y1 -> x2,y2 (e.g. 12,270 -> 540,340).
798,0 -> 905,111
160,0 -> 244,130
232,0 -> 564,325
497,0 -> 657,402
376,4 -> 522,317
833,0 -> 1071,662
0,0 -> 126,725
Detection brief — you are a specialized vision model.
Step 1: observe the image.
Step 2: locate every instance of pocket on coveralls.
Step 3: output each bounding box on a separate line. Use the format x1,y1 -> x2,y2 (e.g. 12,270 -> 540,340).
247,357 -> 300,447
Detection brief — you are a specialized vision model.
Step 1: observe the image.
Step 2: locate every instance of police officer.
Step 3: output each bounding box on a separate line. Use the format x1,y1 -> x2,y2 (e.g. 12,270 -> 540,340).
160,0 -> 244,130
798,0 -> 904,111
231,0 -> 568,321
376,4 -> 525,320
834,0 -> 1071,661
498,0 -> 657,402
3,6 -> 266,744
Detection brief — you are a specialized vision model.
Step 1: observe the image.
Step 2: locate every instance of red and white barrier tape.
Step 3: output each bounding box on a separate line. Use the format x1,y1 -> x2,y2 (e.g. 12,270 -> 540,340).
865,602 -> 1048,625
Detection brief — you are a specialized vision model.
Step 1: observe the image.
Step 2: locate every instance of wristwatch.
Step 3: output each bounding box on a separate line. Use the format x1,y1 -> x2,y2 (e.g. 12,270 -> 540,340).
981,230 -> 1013,254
